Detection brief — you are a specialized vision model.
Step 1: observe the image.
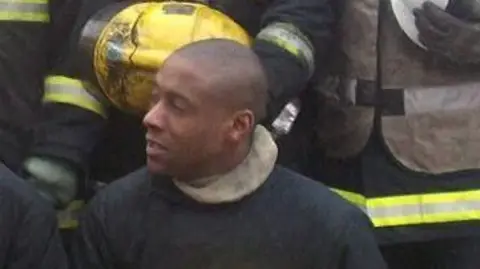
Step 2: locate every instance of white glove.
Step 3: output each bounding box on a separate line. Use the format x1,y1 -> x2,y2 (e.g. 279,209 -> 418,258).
24,157 -> 78,208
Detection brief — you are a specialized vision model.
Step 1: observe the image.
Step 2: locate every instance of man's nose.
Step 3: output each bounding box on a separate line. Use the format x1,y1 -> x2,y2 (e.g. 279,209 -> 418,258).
143,102 -> 166,130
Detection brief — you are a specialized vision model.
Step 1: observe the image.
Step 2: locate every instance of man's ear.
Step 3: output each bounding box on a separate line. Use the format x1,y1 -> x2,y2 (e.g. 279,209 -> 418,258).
227,109 -> 255,142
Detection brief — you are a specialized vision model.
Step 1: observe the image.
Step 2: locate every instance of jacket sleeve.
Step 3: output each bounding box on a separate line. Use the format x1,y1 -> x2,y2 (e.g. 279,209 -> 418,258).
0,168 -> 68,269
332,209 -> 388,269
8,200 -> 69,269
47,0 -> 82,67
253,0 -> 335,119
31,0 -> 117,172
71,195 -> 115,269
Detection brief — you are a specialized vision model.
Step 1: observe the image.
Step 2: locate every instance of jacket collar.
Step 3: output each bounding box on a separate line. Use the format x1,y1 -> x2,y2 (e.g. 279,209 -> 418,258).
173,125 -> 278,204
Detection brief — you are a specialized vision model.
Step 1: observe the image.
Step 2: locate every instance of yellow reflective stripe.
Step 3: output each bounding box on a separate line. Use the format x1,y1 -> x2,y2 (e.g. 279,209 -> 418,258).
57,200 -> 85,230
257,22 -> 315,77
0,12 -> 48,22
372,209 -> 480,227
332,188 -> 367,207
368,190 -> 480,207
0,1 -> 49,22
44,76 -> 107,118
0,0 -> 48,3
331,188 -> 480,227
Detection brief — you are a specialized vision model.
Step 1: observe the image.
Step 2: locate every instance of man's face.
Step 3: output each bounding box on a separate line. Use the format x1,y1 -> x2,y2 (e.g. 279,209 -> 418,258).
143,56 -> 232,177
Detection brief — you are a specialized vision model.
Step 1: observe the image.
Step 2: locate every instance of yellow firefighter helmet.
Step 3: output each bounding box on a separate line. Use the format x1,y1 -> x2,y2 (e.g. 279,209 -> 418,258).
78,1 -> 252,115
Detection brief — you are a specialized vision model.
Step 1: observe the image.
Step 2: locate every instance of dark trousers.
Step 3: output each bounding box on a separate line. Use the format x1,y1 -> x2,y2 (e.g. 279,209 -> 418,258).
381,237 -> 480,269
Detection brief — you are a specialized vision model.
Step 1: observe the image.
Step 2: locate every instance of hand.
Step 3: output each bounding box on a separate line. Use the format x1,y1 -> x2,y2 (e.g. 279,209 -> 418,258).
23,157 -> 78,209
413,1 -> 480,64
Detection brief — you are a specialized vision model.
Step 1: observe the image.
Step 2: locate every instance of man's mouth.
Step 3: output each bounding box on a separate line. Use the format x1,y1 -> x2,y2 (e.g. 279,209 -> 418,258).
146,137 -> 168,156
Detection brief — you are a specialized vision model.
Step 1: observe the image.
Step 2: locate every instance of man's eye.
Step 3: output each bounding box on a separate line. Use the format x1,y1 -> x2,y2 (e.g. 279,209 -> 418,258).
171,98 -> 188,111
148,89 -> 162,108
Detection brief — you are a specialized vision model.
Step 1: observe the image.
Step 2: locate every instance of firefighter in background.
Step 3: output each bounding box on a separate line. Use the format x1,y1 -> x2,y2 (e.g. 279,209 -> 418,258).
22,0 -> 333,210
0,0 -> 78,174
310,0 -> 480,268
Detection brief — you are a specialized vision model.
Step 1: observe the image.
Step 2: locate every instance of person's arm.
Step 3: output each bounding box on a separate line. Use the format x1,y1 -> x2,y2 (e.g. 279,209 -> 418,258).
328,209 -> 388,269
8,201 -> 69,269
253,0 -> 335,118
0,167 -> 68,269
34,0 -> 114,170
70,195 -> 115,269
24,0 -> 116,208
47,0 -> 82,66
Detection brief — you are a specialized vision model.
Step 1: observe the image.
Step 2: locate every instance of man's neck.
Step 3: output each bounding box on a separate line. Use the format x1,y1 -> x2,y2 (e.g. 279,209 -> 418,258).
172,125 -> 278,203
176,140 -> 251,183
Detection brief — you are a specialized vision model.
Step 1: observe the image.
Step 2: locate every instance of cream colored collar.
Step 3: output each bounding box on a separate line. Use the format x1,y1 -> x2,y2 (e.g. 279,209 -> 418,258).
173,125 -> 278,204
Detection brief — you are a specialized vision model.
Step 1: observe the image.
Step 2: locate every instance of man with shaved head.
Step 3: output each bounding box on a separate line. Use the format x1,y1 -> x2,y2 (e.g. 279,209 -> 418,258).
143,39 -> 269,181
70,39 -> 386,269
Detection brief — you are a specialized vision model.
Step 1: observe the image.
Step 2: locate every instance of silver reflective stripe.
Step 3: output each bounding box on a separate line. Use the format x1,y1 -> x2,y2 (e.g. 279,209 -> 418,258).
332,188 -> 480,227
369,200 -> 480,219
0,0 -> 49,22
257,22 -> 315,77
44,76 -> 107,117
403,82 -> 480,115
0,2 -> 46,13
271,98 -> 301,138
46,84 -> 100,103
